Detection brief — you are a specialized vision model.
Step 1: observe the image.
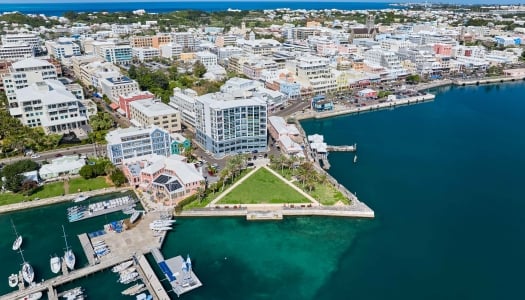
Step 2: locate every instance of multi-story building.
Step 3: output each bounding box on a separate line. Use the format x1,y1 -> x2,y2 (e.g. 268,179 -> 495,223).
363,48 -> 408,78
0,59 -> 12,91
194,92 -> 267,157
132,47 -> 160,62
119,91 -> 156,118
172,32 -> 196,51
130,36 -> 153,48
129,99 -> 181,134
217,46 -> 243,64
215,35 -> 238,47
240,39 -> 281,56
79,60 -> 120,88
169,88 -> 198,129
159,43 -> 183,60
1,33 -> 41,49
2,58 -> 58,112
0,43 -> 34,60
195,51 -> 218,68
99,76 -> 140,103
121,154 -> 204,205
45,38 -> 81,60
14,80 -> 88,134
286,55 -> 337,95
71,55 -> 103,84
92,41 -> 132,65
105,126 -> 174,164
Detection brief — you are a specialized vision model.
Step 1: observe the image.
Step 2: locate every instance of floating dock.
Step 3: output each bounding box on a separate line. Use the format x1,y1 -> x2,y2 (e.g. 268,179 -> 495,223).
151,248 -> 203,297
78,233 -> 97,266
68,196 -> 137,222
135,253 -> 171,300
326,143 -> 357,152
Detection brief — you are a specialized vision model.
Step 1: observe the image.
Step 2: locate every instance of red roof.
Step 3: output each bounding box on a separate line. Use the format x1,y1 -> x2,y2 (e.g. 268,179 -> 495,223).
109,103 -> 119,110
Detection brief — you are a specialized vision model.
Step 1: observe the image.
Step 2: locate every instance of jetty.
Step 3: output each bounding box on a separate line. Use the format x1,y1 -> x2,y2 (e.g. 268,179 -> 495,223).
68,196 -> 137,223
453,75 -> 525,86
326,143 -> 357,152
1,211 -> 174,300
151,248 -> 203,297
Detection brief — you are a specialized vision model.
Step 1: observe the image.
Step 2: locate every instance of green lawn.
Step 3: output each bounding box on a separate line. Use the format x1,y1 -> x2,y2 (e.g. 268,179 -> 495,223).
218,168 -> 310,204
297,182 -> 349,206
69,177 -> 111,193
0,181 -> 65,206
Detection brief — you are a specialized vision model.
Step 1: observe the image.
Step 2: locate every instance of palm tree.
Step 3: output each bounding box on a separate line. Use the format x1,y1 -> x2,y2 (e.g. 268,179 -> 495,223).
219,166 -> 231,191
104,163 -> 117,176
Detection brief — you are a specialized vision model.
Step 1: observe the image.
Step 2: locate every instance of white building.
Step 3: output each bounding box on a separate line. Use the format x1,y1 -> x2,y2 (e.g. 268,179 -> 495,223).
45,38 -> 81,59
239,39 -> 281,56
2,58 -> 58,111
286,55 -> 337,95
217,46 -> 243,63
194,92 -> 267,157
364,48 -> 408,78
195,51 -> 218,69
92,41 -> 133,65
132,47 -> 161,62
129,99 -> 181,133
39,155 -> 86,180
1,33 -> 41,49
169,88 -> 198,129
14,80 -> 89,134
99,75 -> 140,103
0,43 -> 34,60
159,43 -> 183,59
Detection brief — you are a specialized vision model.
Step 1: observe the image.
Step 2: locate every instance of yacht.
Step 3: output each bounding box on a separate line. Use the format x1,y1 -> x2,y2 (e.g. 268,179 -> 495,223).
61,287 -> 84,299
62,225 -> 76,270
8,273 -> 18,288
18,291 -> 42,300
50,255 -> 61,274
130,211 -> 141,224
11,220 -> 23,251
73,195 -> 89,203
119,272 -> 139,284
122,283 -> 145,296
18,249 -> 34,284
112,260 -> 133,273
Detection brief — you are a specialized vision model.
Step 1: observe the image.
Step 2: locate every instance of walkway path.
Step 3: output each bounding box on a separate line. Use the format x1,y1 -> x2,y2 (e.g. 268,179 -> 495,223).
262,166 -> 319,205
207,166 -> 261,206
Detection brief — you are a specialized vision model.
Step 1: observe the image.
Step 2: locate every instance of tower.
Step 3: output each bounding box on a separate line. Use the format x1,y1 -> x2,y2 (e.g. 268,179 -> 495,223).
366,14 -> 375,32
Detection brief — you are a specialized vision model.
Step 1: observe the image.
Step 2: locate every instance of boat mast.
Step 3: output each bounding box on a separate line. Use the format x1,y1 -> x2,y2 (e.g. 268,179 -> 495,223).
18,248 -> 27,264
11,219 -> 20,237
62,225 -> 70,251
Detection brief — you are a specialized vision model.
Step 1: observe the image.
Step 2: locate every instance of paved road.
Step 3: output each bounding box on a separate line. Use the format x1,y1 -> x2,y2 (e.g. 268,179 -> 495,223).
0,143 -> 106,165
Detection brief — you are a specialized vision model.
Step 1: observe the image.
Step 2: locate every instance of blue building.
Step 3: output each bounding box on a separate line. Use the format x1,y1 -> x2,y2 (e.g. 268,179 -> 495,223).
311,95 -> 334,112
279,80 -> 301,100
494,36 -> 521,47
106,125 -> 173,164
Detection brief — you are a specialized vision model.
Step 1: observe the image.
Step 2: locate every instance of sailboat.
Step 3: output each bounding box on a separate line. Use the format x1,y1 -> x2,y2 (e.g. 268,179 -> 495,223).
62,225 -> 76,270
50,255 -> 61,274
11,220 -> 23,251
19,249 -> 34,284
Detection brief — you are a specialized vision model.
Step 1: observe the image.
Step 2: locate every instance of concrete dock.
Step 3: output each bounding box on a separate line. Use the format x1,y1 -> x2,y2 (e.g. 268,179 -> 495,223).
151,248 -> 203,298
78,233 -> 97,266
68,196 -> 136,223
135,253 -> 171,300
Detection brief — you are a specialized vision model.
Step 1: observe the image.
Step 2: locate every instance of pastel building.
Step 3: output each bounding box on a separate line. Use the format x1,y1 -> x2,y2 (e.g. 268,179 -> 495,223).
99,75 -> 140,103
45,38 -> 81,59
122,154 -> 205,206
118,91 -> 156,117
268,116 -> 303,157
128,99 -> 182,134
106,126 -> 174,164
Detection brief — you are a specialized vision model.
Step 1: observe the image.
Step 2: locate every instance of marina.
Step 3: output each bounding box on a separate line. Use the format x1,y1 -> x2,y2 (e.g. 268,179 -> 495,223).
67,196 -> 137,223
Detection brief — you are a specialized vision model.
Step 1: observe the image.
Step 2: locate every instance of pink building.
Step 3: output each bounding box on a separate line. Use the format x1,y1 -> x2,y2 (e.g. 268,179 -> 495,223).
433,44 -> 452,56
122,154 -> 205,206
118,91 -> 155,118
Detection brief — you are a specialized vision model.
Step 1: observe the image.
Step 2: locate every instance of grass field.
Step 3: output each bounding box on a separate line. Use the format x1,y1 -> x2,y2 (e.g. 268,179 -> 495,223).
0,181 -> 65,206
68,177 -> 111,193
218,168 -> 310,204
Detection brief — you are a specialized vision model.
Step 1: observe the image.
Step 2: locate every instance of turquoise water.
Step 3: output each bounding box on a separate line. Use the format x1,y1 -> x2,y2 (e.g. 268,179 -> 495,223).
2,82 -> 525,299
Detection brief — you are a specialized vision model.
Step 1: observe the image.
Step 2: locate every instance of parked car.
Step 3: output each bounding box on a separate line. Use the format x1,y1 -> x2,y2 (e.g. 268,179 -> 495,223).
31,154 -> 40,159
55,153 -> 63,157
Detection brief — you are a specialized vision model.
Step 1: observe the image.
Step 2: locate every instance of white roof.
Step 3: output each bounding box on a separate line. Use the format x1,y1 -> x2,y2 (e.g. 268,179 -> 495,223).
15,80 -> 77,105
129,99 -> 178,117
39,156 -> 86,176
308,134 -> 324,143
280,135 -> 302,153
12,58 -> 52,69
105,125 -> 166,144
268,116 -> 300,136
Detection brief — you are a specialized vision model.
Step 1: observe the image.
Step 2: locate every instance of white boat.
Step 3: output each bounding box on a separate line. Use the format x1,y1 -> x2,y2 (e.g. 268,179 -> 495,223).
50,255 -> 61,274
21,262 -> 34,284
11,220 -> 23,251
353,154 -> 358,163
149,224 -> 172,231
8,273 -> 18,288
18,291 -> 42,300
119,267 -> 136,276
73,195 -> 89,203
112,260 -> 133,273
130,211 -> 141,224
119,271 -> 138,284
136,293 -> 152,300
61,287 -> 83,299
122,283 -> 145,296
62,225 -> 76,270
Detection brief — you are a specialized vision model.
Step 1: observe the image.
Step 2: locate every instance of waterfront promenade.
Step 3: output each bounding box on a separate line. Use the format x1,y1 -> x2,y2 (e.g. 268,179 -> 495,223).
0,187 -> 131,214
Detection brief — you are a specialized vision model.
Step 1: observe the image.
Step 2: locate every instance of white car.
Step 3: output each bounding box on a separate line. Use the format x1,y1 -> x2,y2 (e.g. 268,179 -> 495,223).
30,154 -> 40,159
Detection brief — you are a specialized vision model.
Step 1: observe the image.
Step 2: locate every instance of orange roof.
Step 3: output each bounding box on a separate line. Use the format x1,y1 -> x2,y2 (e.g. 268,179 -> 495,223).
109,103 -> 119,110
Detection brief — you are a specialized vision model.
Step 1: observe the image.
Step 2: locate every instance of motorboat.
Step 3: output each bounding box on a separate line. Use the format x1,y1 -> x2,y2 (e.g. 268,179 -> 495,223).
353,154 -> 358,163
112,260 -> 133,273
122,283 -> 145,296
119,267 -> 136,276
130,211 -> 141,224
11,220 -> 23,251
149,225 -> 172,231
18,291 -> 42,300
136,293 -> 153,300
8,273 -> 18,288
61,287 -> 83,299
73,195 -> 89,203
62,225 -> 76,270
119,271 -> 139,284
50,255 -> 61,274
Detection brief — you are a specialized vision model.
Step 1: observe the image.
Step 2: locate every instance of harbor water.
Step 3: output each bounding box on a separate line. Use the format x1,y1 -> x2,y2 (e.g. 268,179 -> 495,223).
1,82 -> 525,299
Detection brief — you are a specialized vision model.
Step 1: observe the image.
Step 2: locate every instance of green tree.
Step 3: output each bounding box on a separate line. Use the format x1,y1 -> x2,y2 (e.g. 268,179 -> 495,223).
193,61 -> 207,78
110,169 -> 127,187
79,165 -> 95,179
1,159 -> 39,178
5,174 -> 25,192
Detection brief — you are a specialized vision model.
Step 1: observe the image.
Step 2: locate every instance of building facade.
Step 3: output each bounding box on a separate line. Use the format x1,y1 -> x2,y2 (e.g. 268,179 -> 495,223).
129,99 -> 182,134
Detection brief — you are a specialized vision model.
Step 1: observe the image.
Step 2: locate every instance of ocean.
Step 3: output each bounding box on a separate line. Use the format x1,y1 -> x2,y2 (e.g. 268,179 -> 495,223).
1,82 -> 525,299
0,2 -> 393,16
